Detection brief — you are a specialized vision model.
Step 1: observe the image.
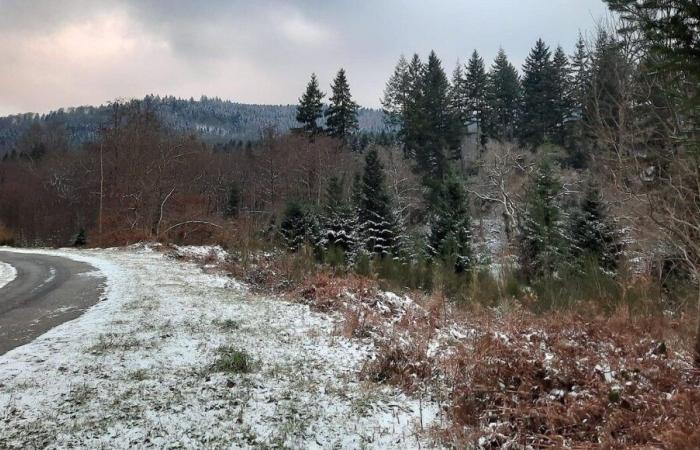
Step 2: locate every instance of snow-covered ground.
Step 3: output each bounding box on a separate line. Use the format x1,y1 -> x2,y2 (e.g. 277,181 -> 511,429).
0,246 -> 437,449
0,260 -> 17,289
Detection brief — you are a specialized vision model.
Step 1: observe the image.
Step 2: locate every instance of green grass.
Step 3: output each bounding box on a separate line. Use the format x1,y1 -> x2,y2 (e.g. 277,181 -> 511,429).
211,346 -> 252,373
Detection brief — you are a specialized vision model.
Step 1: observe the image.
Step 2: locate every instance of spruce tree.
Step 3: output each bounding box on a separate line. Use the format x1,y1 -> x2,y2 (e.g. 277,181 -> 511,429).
326,68 -> 359,140
319,176 -> 355,253
449,62 -> 469,137
428,173 -> 473,273
567,180 -> 620,272
464,50 -> 490,148
570,33 -> 591,121
224,183 -> 240,218
280,201 -> 309,251
551,46 -> 573,144
486,48 -> 521,141
518,160 -> 566,281
357,148 -> 397,256
382,55 -> 411,127
296,73 -> 325,136
402,54 -> 427,160
518,39 -> 556,148
412,51 -> 458,176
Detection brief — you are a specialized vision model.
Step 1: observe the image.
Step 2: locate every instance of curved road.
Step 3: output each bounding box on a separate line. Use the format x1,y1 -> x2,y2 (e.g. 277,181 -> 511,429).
0,251 -> 105,355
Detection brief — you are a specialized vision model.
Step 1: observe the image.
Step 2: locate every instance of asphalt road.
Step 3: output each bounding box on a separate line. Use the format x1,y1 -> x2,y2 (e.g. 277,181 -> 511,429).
0,251 -> 105,355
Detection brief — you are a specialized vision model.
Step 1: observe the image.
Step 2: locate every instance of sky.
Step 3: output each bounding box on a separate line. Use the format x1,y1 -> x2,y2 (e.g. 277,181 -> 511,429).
0,0 -> 611,115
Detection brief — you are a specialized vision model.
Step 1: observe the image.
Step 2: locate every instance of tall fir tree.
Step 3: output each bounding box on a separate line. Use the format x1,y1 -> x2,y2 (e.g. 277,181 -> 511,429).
518,39 -> 556,148
567,179 -> 620,272
382,55 -> 411,127
325,68 -> 359,140
296,73 -> 325,136
411,51 -> 459,176
518,160 -> 566,281
551,46 -> 573,145
357,148 -> 398,256
428,173 -> 473,273
486,48 -> 521,141
570,33 -> 591,121
464,50 -> 490,148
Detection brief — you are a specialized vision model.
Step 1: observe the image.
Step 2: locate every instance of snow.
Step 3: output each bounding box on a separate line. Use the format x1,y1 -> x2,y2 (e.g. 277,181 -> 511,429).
0,246 -> 435,449
0,260 -> 17,289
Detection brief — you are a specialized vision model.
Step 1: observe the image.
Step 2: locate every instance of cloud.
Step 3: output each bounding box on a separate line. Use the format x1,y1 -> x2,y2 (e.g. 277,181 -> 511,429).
0,0 -> 611,115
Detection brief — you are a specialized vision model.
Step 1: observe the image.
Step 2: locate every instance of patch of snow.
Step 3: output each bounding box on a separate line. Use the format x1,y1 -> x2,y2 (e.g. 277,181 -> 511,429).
0,247 -> 435,449
0,260 -> 17,289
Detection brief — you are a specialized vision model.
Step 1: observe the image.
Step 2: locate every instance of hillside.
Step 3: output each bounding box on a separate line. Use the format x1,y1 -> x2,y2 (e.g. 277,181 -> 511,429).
0,96 -> 387,154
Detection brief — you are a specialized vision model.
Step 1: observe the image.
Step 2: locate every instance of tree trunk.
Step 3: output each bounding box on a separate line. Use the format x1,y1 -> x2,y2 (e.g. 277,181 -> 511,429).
695,278 -> 700,367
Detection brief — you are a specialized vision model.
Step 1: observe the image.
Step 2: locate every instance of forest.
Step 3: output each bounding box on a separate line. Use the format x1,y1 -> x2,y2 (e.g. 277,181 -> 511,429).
0,1 -> 698,446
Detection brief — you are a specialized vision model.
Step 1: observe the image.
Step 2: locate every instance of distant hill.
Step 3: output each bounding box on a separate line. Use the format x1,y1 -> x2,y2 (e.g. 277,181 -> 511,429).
0,95 -> 387,154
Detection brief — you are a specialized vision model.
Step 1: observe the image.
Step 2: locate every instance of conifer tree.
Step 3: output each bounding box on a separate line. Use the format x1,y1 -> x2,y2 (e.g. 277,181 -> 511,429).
464,50 -> 490,148
411,51 -> 458,176
357,148 -> 397,256
551,46 -> 573,144
280,201 -> 308,251
486,48 -> 521,140
428,173 -> 473,272
325,68 -> 359,140
224,183 -> 240,218
567,180 -> 620,272
296,73 -> 325,136
382,55 -> 411,127
518,160 -> 566,280
518,39 -> 556,147
449,62 -> 468,134
570,33 -> 591,121
319,176 -> 355,253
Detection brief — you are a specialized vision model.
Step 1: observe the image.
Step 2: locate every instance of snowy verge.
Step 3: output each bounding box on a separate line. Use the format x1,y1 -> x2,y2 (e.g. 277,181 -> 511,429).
0,260 -> 17,289
0,246 -> 437,449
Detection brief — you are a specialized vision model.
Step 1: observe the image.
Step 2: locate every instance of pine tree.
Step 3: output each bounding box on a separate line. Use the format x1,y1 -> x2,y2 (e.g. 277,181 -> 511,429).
486,48 -> 521,140
411,51 -> 458,176
428,173 -> 473,272
551,46 -> 573,144
319,176 -> 355,253
382,55 -> 411,128
325,68 -> 359,140
518,39 -> 556,148
402,54 -> 427,160
567,180 -> 620,272
449,62 -> 469,138
464,50 -> 490,148
357,148 -> 397,256
296,73 -> 325,136
570,33 -> 591,121
280,201 -> 309,251
224,183 -> 240,218
518,160 -> 566,281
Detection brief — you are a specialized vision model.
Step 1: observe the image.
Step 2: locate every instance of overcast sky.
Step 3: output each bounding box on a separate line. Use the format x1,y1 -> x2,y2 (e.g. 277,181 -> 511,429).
0,0 -> 610,115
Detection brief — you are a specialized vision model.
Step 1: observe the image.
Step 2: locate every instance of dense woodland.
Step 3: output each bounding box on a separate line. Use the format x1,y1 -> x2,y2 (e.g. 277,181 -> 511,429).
0,1 -> 698,363
0,96 -> 386,154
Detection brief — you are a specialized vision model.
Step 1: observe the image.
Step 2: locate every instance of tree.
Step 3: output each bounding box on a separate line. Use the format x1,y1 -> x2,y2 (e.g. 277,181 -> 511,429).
570,33 -> 591,121
567,179 -> 621,272
325,68 -> 359,140
224,183 -> 240,218
551,46 -> 573,144
357,148 -> 398,256
518,160 -> 566,281
296,73 -> 325,136
318,176 -> 355,253
411,51 -> 459,176
428,173 -> 473,272
280,201 -> 309,251
382,55 -> 412,128
518,39 -> 556,148
464,50 -> 490,148
486,48 -> 521,141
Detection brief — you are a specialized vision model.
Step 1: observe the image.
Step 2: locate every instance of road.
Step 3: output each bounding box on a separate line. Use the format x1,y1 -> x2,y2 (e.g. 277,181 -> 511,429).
0,251 -> 105,355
